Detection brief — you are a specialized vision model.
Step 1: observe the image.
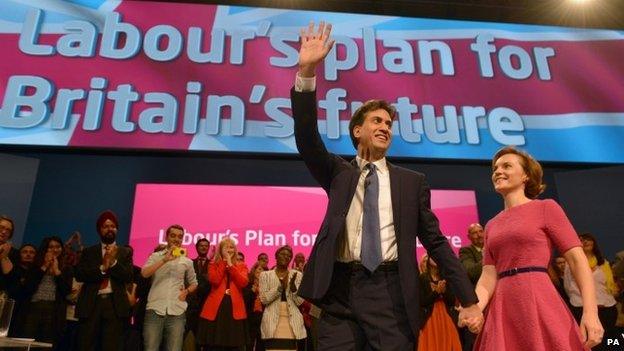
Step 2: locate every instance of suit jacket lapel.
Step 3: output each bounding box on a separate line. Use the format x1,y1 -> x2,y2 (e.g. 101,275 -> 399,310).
388,162 -> 401,241
97,245 -> 103,265
346,159 -> 360,206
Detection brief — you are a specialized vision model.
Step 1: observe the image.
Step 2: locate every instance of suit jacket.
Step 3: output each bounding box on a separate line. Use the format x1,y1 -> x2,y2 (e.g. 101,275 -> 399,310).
259,269 -> 306,340
200,260 -> 248,321
11,265 -> 73,338
74,243 -> 133,319
291,88 -> 478,335
459,245 -> 483,285
188,257 -> 211,314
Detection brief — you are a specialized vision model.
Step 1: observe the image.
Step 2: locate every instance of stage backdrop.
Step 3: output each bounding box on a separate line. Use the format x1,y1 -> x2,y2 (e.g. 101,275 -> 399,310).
1,1 -> 623,163
129,184 -> 479,266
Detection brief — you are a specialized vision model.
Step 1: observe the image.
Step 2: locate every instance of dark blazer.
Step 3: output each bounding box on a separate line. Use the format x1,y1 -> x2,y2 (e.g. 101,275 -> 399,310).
291,88 -> 478,334
459,245 -> 483,285
186,257 -> 210,329
17,265 -> 73,339
192,257 -> 211,305
74,243 -> 133,319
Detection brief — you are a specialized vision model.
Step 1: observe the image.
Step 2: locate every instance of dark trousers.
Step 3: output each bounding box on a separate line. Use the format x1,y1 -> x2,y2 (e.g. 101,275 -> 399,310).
460,326 -> 476,351
317,263 -> 414,351
21,301 -> 56,344
58,320 -> 80,351
77,295 -> 124,351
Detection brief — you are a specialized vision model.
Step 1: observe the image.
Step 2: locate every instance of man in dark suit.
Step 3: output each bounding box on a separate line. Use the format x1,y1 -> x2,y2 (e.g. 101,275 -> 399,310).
75,210 -> 133,351
292,22 -> 482,350
458,223 -> 484,351
459,223 -> 484,286
186,238 -> 211,350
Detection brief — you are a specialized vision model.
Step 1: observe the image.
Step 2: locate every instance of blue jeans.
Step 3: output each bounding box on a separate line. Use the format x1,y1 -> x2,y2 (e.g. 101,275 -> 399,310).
143,309 -> 186,351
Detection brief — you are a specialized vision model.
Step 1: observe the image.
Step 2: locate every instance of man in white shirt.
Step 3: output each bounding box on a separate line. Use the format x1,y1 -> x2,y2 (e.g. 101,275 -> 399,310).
141,224 -> 198,351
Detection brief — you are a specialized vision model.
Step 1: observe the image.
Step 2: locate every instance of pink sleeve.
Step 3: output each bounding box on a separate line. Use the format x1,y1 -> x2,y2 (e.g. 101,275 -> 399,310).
543,199 -> 581,254
482,224 -> 494,265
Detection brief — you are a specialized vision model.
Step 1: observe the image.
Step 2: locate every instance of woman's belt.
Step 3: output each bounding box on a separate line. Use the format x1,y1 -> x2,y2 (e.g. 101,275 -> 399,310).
498,266 -> 548,279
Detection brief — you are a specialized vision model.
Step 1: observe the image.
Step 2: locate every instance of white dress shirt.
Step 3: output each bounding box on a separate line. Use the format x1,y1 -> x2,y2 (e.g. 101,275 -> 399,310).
340,157 -> 397,262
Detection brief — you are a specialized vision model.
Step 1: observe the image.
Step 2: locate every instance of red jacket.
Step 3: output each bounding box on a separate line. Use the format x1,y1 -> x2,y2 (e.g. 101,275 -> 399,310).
200,261 -> 249,321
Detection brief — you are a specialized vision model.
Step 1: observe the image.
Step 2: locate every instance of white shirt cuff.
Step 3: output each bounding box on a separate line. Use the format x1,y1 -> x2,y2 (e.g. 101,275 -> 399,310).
295,73 -> 316,92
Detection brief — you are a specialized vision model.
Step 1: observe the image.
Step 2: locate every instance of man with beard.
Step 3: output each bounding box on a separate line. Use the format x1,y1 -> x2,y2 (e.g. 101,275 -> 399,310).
75,210 -> 133,351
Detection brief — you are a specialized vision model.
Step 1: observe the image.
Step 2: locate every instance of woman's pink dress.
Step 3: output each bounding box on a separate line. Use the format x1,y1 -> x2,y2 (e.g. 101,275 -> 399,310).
474,199 -> 586,351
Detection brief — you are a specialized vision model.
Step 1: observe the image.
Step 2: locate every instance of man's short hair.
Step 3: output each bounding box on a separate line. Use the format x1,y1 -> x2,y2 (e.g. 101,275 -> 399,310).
195,238 -> 210,250
166,224 -> 184,236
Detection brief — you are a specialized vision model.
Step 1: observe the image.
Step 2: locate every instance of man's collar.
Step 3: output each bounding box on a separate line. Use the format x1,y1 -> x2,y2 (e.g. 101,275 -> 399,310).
356,156 -> 388,174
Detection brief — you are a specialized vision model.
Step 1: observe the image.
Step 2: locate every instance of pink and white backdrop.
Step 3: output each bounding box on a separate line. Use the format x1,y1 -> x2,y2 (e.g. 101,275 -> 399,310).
129,184 -> 479,266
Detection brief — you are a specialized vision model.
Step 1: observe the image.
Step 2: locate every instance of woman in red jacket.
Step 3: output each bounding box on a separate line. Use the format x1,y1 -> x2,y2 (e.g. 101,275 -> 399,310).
197,237 -> 249,350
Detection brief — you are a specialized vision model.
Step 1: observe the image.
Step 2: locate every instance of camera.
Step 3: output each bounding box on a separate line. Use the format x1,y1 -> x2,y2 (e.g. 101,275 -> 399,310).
171,247 -> 187,258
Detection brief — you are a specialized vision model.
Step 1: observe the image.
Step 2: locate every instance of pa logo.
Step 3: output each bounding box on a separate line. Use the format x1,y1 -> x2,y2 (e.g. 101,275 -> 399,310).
606,334 -> 624,347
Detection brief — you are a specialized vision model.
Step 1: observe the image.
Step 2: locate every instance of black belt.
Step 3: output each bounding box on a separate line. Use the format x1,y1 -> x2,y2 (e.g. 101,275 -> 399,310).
498,266 -> 548,279
336,261 -> 398,272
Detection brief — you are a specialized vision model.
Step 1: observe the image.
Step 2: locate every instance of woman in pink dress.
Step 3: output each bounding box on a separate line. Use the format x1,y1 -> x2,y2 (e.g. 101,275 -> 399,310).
470,146 -> 604,350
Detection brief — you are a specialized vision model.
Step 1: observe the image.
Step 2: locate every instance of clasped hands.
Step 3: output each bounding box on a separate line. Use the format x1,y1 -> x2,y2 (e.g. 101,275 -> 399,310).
457,304 -> 484,334
102,244 -> 119,270
41,251 -> 61,275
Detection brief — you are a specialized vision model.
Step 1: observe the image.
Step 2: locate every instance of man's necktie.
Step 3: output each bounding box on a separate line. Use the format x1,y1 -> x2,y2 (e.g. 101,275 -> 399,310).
361,163 -> 382,272
199,258 -> 206,273
100,245 -> 110,290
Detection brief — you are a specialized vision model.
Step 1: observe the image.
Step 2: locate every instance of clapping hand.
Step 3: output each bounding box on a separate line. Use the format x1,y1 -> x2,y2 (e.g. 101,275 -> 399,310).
430,279 -> 447,294
50,257 -> 61,276
289,273 -> 298,292
42,251 -> 54,271
102,244 -> 118,270
0,242 -> 11,260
